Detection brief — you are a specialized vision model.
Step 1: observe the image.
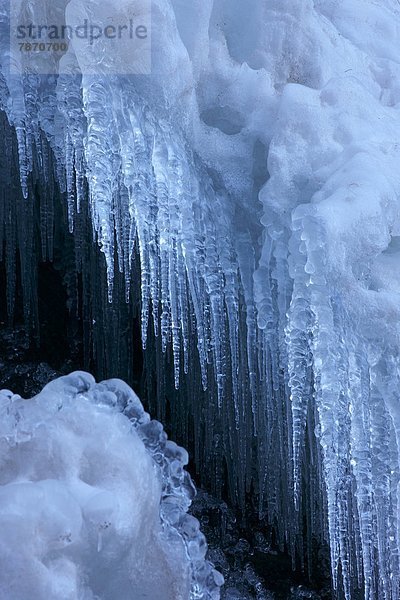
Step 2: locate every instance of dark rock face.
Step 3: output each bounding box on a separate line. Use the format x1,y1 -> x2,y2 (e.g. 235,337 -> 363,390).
192,490 -> 331,600
0,326 -> 61,397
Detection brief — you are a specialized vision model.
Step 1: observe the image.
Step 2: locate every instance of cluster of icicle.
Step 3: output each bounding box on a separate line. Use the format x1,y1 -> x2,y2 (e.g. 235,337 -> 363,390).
0,0 -> 267,526
3,0 -> 400,599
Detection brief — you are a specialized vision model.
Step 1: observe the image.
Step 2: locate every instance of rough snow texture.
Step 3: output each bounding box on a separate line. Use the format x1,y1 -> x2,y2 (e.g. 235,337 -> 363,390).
0,372 -> 222,599
2,0 -> 400,598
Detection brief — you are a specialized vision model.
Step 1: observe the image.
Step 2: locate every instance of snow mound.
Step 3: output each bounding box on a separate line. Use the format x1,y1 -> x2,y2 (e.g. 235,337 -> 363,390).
0,372 -> 222,600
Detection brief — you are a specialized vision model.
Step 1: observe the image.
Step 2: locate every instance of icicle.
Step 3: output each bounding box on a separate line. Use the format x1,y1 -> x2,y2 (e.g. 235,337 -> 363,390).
81,77 -> 119,300
166,141 -> 185,389
236,231 -> 258,432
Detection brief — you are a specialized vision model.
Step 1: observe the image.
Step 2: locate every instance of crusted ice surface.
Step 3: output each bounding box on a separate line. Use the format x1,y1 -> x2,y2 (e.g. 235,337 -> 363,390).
0,372 -> 222,599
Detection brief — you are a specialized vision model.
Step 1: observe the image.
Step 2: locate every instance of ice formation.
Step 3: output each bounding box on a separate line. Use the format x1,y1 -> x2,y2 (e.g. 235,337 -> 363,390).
0,371 -> 222,599
1,0 -> 400,598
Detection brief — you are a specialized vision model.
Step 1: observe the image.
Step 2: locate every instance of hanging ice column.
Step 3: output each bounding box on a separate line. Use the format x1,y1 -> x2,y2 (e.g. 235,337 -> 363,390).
0,0 -> 282,545
258,48 -> 400,597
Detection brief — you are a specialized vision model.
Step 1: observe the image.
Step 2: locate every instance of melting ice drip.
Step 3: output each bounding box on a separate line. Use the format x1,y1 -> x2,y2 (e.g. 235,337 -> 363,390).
2,0 -> 400,599
0,372 -> 222,599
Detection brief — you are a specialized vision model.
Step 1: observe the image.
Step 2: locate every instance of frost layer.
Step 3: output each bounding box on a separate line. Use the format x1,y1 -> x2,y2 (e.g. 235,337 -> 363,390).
0,372 -> 221,599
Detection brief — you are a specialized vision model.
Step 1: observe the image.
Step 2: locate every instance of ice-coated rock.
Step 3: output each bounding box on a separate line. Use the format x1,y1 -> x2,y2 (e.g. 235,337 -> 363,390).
0,372 -> 221,599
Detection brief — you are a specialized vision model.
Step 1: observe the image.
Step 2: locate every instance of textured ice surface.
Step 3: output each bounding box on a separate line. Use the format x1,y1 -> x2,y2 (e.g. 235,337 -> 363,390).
2,0 -> 400,598
0,372 -> 222,599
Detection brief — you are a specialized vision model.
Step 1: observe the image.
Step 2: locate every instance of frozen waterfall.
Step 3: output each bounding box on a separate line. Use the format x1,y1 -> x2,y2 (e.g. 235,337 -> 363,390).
2,0 -> 400,598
